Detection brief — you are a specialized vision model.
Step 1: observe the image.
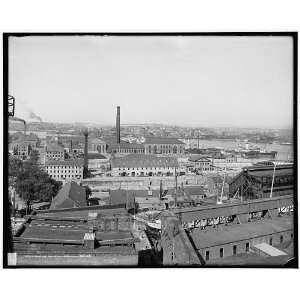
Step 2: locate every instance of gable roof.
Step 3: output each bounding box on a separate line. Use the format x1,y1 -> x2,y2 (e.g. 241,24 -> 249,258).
111,154 -> 178,168
189,155 -> 211,162
144,137 -> 185,145
50,181 -> 86,209
46,143 -> 64,152
87,153 -> 107,160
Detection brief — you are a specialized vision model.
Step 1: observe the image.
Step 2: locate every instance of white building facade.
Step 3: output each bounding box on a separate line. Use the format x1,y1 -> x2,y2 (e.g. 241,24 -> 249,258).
45,160 -> 83,183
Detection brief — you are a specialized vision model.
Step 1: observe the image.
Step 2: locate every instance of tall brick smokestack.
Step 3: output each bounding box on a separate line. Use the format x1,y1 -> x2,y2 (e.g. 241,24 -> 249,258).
116,106 -> 120,144
83,129 -> 89,179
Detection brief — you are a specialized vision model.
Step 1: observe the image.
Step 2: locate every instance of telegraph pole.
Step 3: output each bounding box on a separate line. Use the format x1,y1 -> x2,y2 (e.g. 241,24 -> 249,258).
175,167 -> 178,207
270,163 -> 276,198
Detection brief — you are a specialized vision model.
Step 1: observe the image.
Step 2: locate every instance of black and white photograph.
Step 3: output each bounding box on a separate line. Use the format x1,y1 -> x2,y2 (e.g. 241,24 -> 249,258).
3,33 -> 297,268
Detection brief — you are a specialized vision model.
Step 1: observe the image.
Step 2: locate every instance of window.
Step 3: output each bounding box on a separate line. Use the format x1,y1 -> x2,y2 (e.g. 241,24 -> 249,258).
269,237 -> 273,245
220,248 -> 224,258
291,233 -> 294,239
233,245 -> 237,256
205,251 -> 209,261
280,235 -> 283,243
246,242 -> 249,252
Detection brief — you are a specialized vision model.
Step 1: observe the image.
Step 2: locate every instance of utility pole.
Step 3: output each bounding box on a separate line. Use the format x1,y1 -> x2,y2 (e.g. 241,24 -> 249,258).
270,163 -> 276,198
174,167 -> 178,207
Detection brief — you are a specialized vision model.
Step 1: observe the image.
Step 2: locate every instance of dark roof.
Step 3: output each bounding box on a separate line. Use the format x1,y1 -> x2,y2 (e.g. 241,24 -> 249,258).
108,142 -> 144,150
184,186 -> 205,196
50,181 -> 87,209
46,143 -> 64,152
243,165 -> 294,178
15,133 -> 39,142
109,190 -> 135,209
45,159 -> 83,167
87,153 -> 107,159
189,155 -> 211,162
144,137 -> 185,145
111,154 -> 178,168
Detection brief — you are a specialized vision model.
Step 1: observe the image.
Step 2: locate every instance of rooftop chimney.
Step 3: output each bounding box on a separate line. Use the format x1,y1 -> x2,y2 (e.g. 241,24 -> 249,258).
83,129 -> 89,179
116,106 -> 120,144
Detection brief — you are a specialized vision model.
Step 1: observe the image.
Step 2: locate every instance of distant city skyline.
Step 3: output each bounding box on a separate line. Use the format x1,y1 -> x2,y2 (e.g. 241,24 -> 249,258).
9,35 -> 294,129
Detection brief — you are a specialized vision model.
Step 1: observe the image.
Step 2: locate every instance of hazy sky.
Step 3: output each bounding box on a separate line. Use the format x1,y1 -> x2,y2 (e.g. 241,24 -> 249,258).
9,35 -> 293,129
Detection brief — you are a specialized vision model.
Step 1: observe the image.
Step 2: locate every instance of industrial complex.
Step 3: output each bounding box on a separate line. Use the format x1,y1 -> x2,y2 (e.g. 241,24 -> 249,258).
7,102 -> 296,267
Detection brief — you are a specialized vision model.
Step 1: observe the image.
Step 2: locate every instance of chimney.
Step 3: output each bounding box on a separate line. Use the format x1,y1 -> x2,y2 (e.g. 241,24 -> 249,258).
83,129 -> 88,179
116,106 -> 120,144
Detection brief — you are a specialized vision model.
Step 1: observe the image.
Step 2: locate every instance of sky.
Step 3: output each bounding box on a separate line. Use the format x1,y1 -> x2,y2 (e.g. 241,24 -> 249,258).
9,35 -> 293,129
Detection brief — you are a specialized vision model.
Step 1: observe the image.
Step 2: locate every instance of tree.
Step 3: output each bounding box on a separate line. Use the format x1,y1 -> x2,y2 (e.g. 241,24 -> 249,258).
14,151 -> 62,214
8,154 -> 23,179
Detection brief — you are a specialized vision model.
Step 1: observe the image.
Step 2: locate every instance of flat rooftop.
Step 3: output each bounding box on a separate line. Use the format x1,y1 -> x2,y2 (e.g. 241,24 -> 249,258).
36,207 -> 128,218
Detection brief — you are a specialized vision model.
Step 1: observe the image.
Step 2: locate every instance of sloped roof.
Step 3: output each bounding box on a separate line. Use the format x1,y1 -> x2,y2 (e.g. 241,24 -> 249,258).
144,137 -> 185,145
46,143 -> 64,152
108,190 -> 135,209
45,159 -> 83,167
111,154 -> 178,168
87,153 -> 107,159
190,217 -> 293,249
108,142 -> 144,150
189,155 -> 211,162
50,181 -> 87,209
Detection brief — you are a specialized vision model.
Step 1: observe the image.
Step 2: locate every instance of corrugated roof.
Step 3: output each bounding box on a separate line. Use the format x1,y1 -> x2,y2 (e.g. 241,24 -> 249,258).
111,154 -> 178,168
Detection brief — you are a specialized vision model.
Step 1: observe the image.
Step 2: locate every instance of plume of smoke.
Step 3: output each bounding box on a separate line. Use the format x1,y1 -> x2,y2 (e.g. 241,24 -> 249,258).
16,99 -> 43,122
28,111 -> 43,122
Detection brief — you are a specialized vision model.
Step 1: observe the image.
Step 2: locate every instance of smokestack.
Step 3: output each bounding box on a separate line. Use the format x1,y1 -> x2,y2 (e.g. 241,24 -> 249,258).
116,106 -> 120,144
83,129 -> 89,179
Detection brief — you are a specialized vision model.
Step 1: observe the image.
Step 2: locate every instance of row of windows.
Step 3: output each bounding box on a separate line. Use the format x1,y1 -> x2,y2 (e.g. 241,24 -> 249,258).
48,170 -> 81,174
113,149 -> 144,153
205,233 -> 293,261
47,166 -> 81,169
117,167 -> 173,170
52,175 -> 82,179
47,151 -> 63,154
